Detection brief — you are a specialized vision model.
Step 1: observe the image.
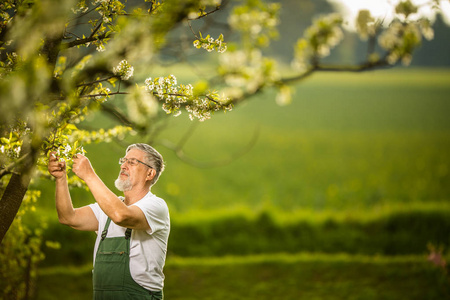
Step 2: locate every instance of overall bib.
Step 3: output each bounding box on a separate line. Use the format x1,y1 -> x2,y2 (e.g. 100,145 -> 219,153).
93,218 -> 163,300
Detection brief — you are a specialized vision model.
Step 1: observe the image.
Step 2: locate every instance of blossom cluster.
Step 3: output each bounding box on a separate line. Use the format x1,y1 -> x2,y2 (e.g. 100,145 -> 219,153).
0,143 -> 22,159
395,0 -> 418,19
377,0 -> 434,66
292,13 -> 343,71
379,21 -> 417,65
186,92 -> 233,122
146,75 -> 190,117
229,2 -> 280,48
42,124 -> 87,166
70,0 -> 121,52
126,86 -> 159,125
69,126 -> 133,144
353,1 -> 435,66
51,143 -> 86,163
193,33 -> 227,53
145,74 -> 232,121
218,49 -> 279,102
95,0 -> 125,24
305,13 -> 343,56
356,10 -> 378,40
0,122 -> 30,163
35,124 -> 133,188
113,59 -> 134,80
71,0 -> 89,14
275,85 -> 292,106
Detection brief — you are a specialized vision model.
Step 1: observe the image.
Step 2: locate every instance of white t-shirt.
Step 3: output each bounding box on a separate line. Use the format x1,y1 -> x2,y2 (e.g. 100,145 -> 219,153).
89,191 -> 170,291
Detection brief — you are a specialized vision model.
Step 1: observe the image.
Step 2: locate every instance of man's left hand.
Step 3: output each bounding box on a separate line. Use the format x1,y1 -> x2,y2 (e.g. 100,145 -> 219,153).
72,154 -> 95,181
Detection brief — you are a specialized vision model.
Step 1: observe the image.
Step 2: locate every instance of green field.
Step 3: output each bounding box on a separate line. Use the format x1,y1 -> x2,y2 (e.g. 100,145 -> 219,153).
32,68 -> 450,298
37,253 -> 450,300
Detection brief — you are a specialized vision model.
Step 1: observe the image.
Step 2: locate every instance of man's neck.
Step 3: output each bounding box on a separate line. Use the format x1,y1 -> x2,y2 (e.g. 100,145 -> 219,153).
123,186 -> 151,205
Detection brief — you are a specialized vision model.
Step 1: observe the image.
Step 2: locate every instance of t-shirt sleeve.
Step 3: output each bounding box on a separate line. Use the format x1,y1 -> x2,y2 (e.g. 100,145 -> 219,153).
133,196 -> 169,235
88,203 -> 101,221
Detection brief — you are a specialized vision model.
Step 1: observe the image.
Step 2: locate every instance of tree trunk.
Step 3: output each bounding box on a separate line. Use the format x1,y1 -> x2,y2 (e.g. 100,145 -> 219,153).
0,173 -> 31,243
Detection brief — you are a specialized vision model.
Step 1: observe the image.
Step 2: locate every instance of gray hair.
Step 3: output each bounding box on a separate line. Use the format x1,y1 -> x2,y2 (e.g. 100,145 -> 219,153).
126,143 -> 165,186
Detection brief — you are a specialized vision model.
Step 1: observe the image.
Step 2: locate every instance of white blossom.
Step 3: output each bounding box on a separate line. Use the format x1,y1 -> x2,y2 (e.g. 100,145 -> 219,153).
113,60 -> 134,80
14,146 -> 21,157
96,44 -> 106,52
63,144 -> 72,155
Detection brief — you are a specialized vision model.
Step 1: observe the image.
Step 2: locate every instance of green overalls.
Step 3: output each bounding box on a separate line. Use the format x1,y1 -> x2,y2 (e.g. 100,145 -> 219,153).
93,218 -> 163,300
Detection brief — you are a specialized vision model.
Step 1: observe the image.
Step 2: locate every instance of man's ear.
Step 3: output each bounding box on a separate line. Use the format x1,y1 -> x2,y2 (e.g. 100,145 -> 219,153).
147,169 -> 155,180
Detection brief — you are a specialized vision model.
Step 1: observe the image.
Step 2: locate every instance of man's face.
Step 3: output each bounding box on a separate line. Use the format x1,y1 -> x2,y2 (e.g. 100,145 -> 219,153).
115,149 -> 151,192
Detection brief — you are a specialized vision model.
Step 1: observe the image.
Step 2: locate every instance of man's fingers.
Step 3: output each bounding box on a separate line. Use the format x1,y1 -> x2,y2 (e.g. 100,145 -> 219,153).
49,152 -> 58,161
72,153 -> 81,162
50,162 -> 65,171
73,153 -> 85,160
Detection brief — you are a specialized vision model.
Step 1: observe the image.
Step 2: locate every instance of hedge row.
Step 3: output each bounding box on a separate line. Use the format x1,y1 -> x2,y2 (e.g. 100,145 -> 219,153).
41,209 -> 450,266
169,210 -> 450,256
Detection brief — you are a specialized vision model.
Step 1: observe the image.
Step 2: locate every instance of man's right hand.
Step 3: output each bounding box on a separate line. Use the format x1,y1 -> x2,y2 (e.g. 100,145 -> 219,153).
48,152 -> 66,179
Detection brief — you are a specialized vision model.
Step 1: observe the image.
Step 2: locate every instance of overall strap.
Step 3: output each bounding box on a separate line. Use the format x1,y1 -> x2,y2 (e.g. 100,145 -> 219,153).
101,217 -> 132,241
101,218 -> 112,240
125,228 -> 132,240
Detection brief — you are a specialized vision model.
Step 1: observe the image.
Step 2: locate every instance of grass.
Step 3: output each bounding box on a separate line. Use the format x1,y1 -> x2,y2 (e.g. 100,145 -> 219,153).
36,253 -> 450,300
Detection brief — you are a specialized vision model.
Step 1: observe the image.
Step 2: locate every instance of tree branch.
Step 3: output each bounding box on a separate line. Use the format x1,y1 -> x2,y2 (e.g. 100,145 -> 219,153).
89,20 -> 104,39
280,59 -> 391,85
63,33 -> 109,49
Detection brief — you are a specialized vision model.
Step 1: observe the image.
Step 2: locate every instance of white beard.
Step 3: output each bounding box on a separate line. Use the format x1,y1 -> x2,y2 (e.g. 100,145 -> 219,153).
115,176 -> 132,192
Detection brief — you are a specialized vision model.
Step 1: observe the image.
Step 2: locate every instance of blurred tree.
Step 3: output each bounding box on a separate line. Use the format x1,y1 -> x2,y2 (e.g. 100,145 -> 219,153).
0,0 -> 445,297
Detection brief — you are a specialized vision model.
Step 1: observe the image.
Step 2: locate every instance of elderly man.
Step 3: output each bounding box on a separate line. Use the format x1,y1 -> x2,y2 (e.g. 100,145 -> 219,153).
48,143 -> 169,300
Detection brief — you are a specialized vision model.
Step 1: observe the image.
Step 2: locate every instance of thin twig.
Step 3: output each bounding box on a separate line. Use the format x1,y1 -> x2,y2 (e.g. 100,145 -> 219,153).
77,76 -> 117,87
187,6 -> 223,21
63,33 -> 109,48
80,91 -> 128,98
89,20 -> 104,39
68,4 -> 101,23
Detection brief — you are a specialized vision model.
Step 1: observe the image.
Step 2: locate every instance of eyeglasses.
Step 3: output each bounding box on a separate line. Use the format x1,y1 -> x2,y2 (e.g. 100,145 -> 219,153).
119,157 -> 153,169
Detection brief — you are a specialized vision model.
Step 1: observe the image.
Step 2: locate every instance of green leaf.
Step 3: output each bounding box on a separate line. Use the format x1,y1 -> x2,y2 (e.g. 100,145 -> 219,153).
65,124 -> 78,131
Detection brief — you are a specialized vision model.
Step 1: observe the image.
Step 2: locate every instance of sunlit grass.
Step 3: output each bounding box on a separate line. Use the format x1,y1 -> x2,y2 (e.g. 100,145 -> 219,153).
37,252 -> 450,300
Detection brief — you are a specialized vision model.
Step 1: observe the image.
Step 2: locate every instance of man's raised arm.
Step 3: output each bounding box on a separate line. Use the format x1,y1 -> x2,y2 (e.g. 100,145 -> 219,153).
48,152 -> 98,231
71,154 -> 150,231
